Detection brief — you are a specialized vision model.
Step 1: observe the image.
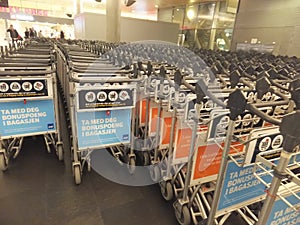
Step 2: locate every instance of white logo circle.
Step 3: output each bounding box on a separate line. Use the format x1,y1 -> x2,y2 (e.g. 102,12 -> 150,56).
259,136 -> 272,151
271,135 -> 283,149
119,90 -> 130,101
150,79 -> 157,88
97,91 -> 107,102
10,82 -> 21,92
0,82 -> 9,92
108,91 -> 118,101
33,81 -> 44,91
163,84 -> 170,95
253,114 -> 261,125
22,82 -> 32,91
235,115 -> 242,127
85,92 -> 96,103
178,92 -> 186,103
219,115 -> 230,129
242,113 -> 252,127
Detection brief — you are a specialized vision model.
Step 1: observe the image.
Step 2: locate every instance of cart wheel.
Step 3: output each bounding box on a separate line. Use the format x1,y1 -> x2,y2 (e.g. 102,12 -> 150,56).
160,181 -> 174,201
128,157 -> 136,175
74,165 -> 81,185
143,152 -> 150,166
57,145 -> 64,161
0,153 -> 8,172
175,205 -> 191,225
150,164 -> 161,182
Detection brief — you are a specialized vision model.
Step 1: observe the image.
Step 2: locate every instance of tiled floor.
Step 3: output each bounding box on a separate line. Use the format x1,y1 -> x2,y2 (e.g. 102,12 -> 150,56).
0,135 -> 180,225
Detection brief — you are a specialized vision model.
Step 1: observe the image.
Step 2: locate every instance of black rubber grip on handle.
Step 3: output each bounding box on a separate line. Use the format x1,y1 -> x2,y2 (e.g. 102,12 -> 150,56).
280,111 -> 300,153
227,89 -> 247,120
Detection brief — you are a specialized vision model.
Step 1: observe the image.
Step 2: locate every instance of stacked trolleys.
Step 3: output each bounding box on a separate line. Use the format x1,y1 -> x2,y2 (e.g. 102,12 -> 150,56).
0,41 -> 64,172
55,42 -> 142,184
122,44 -> 300,225
53,39 -> 300,224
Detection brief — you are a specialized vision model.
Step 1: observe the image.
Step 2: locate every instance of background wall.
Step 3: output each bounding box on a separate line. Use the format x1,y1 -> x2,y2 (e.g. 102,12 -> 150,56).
231,0 -> 300,56
74,13 -> 179,43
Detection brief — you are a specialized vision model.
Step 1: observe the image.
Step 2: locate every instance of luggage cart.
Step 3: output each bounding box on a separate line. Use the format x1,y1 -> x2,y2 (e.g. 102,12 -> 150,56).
169,67 -> 291,225
0,51 -> 63,171
253,79 -> 300,225
200,76 -> 293,225
64,59 -> 142,184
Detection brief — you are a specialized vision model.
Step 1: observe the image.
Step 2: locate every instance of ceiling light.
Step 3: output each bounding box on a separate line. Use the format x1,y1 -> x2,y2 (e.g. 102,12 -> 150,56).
187,9 -> 195,20
155,5 -> 158,8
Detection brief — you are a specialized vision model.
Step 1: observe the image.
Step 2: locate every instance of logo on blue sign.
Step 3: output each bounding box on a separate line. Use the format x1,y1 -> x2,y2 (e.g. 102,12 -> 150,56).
122,134 -> 129,141
48,123 -> 54,129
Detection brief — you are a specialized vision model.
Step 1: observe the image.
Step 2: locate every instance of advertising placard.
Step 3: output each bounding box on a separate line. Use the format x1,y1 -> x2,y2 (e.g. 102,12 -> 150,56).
0,99 -> 56,137
266,191 -> 300,225
160,111 -> 173,147
206,109 -> 230,142
0,78 -> 51,99
191,142 -> 244,185
76,109 -> 131,149
149,103 -> 159,136
139,99 -> 147,125
78,88 -> 135,110
172,123 -> 193,165
244,127 -> 282,166
216,160 -> 272,216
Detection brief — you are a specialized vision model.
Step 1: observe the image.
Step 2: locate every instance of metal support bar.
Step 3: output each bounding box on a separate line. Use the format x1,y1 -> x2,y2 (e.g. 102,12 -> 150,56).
206,119 -> 235,225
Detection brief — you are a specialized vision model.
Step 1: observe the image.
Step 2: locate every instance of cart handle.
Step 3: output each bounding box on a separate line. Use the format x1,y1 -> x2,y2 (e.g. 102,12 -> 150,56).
0,69 -> 56,76
246,104 -> 281,125
69,73 -> 145,83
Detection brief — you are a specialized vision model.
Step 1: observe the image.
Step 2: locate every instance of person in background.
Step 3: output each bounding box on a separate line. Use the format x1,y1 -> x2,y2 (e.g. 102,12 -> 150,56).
38,30 -> 43,38
33,28 -> 37,38
60,30 -> 65,39
24,27 -> 29,39
29,28 -> 34,38
6,24 -> 19,46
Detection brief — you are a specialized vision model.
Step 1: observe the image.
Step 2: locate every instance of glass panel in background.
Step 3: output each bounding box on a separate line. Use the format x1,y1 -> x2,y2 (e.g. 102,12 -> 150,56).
172,7 -> 185,28
195,28 -> 211,49
197,3 -> 215,29
214,28 -> 233,51
182,4 -> 198,47
212,1 -> 238,50
183,4 -> 198,30
217,1 -> 236,29
157,8 -> 173,22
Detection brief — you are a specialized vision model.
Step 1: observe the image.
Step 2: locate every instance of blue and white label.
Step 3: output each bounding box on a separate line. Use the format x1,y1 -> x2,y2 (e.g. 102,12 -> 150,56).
77,109 -> 131,149
0,99 -> 56,137
266,192 -> 300,225
217,161 -> 272,214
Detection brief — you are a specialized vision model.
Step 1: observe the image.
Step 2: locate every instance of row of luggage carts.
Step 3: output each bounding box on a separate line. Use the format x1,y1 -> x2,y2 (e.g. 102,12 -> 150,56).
0,40 -> 64,171
1,38 -> 299,225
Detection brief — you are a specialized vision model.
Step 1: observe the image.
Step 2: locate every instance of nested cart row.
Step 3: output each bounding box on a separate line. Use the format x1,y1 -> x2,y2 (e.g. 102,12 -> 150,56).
55,41 -> 144,184
0,41 -> 64,172
54,40 -> 300,225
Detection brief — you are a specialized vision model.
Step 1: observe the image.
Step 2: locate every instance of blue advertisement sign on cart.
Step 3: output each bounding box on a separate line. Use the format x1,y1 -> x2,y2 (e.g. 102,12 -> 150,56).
217,160 -> 272,215
77,109 -> 131,149
0,99 -> 56,137
266,191 -> 300,225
